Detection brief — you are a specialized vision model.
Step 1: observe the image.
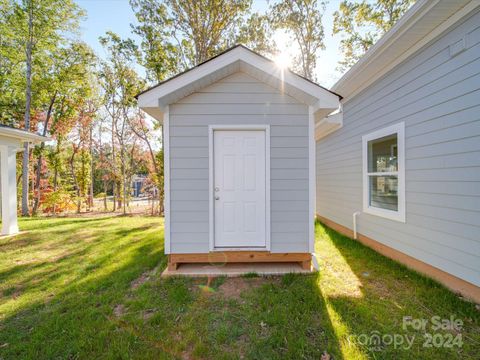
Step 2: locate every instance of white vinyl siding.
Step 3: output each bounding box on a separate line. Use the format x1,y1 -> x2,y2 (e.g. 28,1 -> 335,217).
169,72 -> 310,253
316,9 -> 480,286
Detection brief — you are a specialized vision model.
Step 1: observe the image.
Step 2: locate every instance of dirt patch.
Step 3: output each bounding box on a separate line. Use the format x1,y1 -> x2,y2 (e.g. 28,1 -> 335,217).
44,293 -> 55,304
11,289 -> 22,300
173,332 -> 195,360
14,258 -> 38,265
73,232 -> 96,242
217,277 -> 272,300
51,251 -> 76,262
321,351 -> 332,360
131,272 -> 151,290
142,309 -> 156,321
367,278 -> 395,299
130,265 -> 161,290
0,239 -> 30,252
181,348 -> 194,360
113,304 -> 126,317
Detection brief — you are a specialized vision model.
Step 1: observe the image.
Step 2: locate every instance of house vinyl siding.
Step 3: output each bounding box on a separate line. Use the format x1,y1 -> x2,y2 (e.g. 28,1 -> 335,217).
169,72 -> 310,254
316,9 -> 480,286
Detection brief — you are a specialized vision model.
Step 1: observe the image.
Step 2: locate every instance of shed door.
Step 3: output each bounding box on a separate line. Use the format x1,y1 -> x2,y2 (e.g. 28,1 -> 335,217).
214,130 -> 266,248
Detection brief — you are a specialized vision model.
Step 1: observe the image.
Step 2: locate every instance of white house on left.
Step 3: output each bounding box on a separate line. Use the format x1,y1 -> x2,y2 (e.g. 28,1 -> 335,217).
0,124 -> 48,235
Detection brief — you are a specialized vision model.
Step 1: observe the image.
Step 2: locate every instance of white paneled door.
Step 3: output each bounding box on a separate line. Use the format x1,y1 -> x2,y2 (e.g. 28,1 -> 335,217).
214,130 -> 266,248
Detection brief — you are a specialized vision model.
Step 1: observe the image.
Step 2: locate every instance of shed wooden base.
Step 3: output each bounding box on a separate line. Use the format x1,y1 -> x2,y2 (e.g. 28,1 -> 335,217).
168,252 -> 311,271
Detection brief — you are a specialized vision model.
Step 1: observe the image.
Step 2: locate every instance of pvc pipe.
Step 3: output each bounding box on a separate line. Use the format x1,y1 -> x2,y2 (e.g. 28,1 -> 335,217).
311,253 -> 320,271
353,212 -> 361,240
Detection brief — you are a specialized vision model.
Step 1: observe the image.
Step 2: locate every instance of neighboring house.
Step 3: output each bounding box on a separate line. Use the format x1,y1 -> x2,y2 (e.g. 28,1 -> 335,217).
315,0 -> 480,301
138,45 -> 341,270
131,174 -> 159,198
131,174 -> 147,197
0,125 -> 48,235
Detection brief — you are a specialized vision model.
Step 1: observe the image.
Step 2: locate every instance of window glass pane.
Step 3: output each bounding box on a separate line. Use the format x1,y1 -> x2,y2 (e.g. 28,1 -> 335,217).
369,175 -> 398,211
368,134 -> 397,172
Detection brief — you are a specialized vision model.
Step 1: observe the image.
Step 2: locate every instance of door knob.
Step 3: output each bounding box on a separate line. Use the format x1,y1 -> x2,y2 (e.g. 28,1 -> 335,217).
215,196 -> 220,200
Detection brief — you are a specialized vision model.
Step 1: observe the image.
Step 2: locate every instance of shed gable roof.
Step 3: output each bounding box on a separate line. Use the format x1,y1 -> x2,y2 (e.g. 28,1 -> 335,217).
137,45 -> 341,121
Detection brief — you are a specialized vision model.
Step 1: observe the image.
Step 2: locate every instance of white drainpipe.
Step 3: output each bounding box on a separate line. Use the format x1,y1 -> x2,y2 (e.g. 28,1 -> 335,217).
311,253 -> 320,271
353,212 -> 361,240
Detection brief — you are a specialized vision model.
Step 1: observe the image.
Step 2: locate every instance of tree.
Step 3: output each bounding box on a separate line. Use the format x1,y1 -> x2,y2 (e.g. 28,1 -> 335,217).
236,13 -> 277,57
130,0 -> 275,80
1,0 -> 84,215
99,32 -> 145,214
129,0 -> 181,82
166,0 -> 252,65
333,0 -> 415,72
269,0 -> 326,81
0,0 -> 25,125
128,111 -> 164,214
32,42 -> 97,214
67,102 -> 95,213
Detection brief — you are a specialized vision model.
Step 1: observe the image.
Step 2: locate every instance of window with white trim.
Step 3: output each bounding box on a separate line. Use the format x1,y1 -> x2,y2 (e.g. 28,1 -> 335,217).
362,122 -> 405,222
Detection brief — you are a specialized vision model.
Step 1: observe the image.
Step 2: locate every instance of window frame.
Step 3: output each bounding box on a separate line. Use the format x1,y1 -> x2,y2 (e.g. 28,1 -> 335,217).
362,122 -> 405,222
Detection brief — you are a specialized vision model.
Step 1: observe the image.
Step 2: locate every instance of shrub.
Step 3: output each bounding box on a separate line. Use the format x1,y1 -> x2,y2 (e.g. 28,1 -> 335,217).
42,189 -> 77,214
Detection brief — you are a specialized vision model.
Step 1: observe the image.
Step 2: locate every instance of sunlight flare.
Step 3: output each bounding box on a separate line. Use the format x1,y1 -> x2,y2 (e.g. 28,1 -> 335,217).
273,52 -> 291,69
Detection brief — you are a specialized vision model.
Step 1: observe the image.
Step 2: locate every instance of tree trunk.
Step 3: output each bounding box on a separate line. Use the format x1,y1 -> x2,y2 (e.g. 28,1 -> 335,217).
32,92 -> 56,215
122,173 -> 126,215
116,182 -> 122,209
21,1 -> 34,216
103,180 -> 108,211
81,149 -> 86,212
129,120 -> 161,216
112,181 -> 117,211
32,151 -> 43,215
69,149 -> 81,214
111,113 -> 117,212
52,140 -> 61,215
89,125 -> 94,210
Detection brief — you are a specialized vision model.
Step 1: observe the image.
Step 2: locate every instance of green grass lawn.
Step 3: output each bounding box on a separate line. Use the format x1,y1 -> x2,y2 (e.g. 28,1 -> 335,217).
0,216 -> 478,359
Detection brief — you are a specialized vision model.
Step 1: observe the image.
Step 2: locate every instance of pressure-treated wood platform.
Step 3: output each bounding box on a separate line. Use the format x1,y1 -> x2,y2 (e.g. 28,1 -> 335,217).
167,252 -> 312,271
162,262 -> 313,277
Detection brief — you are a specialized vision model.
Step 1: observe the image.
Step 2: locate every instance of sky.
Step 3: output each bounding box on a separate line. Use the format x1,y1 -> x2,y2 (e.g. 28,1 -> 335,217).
76,0 -> 345,88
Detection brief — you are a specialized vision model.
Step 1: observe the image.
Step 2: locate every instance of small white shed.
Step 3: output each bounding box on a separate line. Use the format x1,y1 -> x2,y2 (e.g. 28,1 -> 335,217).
137,45 -> 341,270
0,125 -> 48,235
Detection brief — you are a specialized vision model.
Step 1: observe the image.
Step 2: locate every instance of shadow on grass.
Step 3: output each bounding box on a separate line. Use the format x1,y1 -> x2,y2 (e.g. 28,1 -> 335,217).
236,273 -> 342,359
1,218 -> 478,359
317,224 -> 480,359
19,216 -> 117,230
168,273 -> 343,359
0,217 -> 342,359
0,218 -> 167,359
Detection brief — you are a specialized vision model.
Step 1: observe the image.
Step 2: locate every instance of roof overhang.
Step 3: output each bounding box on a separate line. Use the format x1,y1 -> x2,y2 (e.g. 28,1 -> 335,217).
331,0 -> 479,101
137,45 -> 341,122
0,126 -> 50,149
315,110 -> 343,141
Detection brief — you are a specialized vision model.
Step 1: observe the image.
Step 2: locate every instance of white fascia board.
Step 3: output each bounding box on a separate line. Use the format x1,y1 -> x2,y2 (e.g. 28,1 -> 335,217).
331,0 -> 476,100
140,107 -> 165,123
137,46 -> 340,119
139,48 -> 242,106
238,49 -> 340,107
331,0 -> 436,95
311,97 -> 342,114
0,128 -> 50,144
315,111 -> 343,141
